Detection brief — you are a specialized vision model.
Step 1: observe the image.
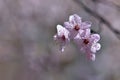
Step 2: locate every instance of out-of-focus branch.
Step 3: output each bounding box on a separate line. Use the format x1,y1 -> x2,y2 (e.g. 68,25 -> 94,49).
74,0 -> 120,39
94,0 -> 120,11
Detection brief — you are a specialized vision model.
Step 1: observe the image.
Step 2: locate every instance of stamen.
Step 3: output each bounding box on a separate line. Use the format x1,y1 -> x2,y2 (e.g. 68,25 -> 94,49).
61,35 -> 66,41
74,25 -> 80,31
83,39 -> 89,45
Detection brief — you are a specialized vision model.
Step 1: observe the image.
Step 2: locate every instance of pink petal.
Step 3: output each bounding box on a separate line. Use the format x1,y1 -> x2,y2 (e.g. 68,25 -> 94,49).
64,22 -> 73,29
90,34 -> 100,43
69,14 -> 81,25
91,44 -> 97,53
81,21 -> 92,29
78,30 -> 84,37
87,53 -> 96,61
94,43 -> 101,51
91,43 -> 101,53
80,29 -> 91,38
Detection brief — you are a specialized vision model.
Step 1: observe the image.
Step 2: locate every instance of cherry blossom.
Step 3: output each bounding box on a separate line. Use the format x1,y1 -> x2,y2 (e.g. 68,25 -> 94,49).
53,25 -> 70,52
64,14 -> 92,38
74,29 -> 101,61
53,14 -> 101,61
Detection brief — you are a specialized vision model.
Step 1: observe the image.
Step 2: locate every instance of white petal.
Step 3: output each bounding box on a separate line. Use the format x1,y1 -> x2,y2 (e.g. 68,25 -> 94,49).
73,14 -> 82,23
56,25 -> 69,38
69,15 -> 76,25
57,25 -> 65,36
64,29 -> 69,39
69,14 -> 81,25
91,43 -> 97,53
81,21 -> 92,29
91,34 -> 100,43
91,43 -> 101,53
90,54 -> 96,61
95,43 -> 101,51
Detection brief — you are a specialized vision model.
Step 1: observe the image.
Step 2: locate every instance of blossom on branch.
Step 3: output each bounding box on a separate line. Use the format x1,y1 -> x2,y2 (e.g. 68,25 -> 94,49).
53,14 -> 101,61
74,29 -> 101,61
64,14 -> 92,39
54,25 -> 70,52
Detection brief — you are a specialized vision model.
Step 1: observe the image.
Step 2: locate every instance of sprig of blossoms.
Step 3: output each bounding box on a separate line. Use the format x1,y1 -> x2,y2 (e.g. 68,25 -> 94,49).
53,14 -> 101,61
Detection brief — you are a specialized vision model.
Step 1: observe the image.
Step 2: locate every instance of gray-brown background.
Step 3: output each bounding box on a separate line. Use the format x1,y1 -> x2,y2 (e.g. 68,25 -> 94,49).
0,0 -> 120,80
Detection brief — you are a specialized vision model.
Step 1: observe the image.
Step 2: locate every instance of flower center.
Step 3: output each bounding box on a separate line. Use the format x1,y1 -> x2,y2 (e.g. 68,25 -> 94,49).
74,25 -> 80,31
83,39 -> 89,45
61,35 -> 66,41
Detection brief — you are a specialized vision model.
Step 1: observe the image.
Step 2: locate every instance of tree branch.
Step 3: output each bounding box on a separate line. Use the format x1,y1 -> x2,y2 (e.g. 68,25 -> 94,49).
74,0 -> 120,39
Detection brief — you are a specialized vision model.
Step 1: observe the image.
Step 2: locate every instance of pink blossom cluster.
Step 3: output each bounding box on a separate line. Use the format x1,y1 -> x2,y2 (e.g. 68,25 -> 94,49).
53,14 -> 101,61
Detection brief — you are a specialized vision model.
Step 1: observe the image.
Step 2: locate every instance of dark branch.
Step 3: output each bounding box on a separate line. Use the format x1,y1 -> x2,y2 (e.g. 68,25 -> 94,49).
74,0 -> 120,39
96,0 -> 120,11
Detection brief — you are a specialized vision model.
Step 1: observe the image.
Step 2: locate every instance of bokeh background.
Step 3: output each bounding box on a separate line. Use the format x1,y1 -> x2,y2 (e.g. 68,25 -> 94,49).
0,0 -> 120,80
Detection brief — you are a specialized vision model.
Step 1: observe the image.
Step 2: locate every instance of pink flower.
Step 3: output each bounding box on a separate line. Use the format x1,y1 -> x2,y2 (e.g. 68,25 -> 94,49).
53,14 -> 101,61
54,25 -> 70,52
74,29 -> 101,61
64,14 -> 92,38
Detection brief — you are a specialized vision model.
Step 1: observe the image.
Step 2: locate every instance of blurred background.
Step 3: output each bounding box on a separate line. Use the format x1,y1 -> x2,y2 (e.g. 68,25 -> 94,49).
0,0 -> 120,80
